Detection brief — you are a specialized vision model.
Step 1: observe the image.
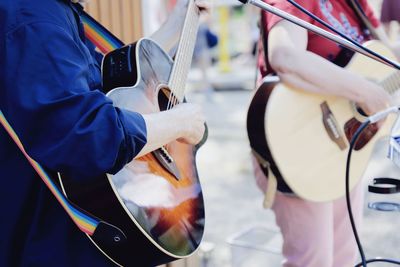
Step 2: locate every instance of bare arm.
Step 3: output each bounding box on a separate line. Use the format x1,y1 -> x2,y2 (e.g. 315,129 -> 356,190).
268,20 -> 390,115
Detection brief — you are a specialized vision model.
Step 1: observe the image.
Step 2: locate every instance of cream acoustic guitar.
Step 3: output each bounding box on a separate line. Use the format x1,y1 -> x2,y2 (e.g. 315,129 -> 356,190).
248,40 -> 400,202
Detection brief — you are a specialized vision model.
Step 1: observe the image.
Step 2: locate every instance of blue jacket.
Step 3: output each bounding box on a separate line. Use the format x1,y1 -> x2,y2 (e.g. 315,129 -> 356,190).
0,0 -> 147,266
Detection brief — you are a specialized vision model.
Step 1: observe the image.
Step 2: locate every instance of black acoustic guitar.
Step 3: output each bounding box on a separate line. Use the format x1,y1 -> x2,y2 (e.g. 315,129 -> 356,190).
58,1 -> 206,266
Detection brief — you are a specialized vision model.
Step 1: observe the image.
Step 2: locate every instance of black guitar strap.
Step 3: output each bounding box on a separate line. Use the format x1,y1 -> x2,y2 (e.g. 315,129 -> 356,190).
260,11 -> 269,70
347,0 -> 379,40
333,0 -> 380,67
254,11 -> 294,196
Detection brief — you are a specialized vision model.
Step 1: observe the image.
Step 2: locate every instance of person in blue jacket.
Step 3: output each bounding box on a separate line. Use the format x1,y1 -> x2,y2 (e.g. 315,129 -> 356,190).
0,0 -> 207,266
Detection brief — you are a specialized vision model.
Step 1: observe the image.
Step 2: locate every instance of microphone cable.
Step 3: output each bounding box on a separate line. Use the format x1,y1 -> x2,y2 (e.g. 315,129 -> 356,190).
346,107 -> 400,267
285,0 -> 400,70
346,119 -> 369,266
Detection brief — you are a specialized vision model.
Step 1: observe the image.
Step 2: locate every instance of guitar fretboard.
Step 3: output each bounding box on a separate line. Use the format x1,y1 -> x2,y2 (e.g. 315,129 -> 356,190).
168,1 -> 200,102
381,71 -> 400,95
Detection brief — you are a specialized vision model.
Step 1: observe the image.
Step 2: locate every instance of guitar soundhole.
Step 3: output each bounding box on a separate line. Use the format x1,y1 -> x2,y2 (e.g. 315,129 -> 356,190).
356,106 -> 368,117
344,117 -> 378,151
154,87 -> 183,180
158,87 -> 180,111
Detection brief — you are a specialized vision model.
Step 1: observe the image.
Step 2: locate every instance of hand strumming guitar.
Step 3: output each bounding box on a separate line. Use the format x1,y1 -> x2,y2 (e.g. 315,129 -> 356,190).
356,81 -> 391,120
174,103 -> 206,145
136,103 -> 206,159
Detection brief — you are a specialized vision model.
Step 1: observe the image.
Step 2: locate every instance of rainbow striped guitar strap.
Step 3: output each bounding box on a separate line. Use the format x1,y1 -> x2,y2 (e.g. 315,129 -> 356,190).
0,5 -> 127,245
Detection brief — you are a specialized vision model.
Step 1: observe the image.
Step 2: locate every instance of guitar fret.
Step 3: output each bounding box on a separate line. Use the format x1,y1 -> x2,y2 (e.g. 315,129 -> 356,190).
176,14 -> 196,97
392,72 -> 400,93
169,0 -> 199,102
389,76 -> 395,94
381,70 -> 400,95
392,73 -> 398,92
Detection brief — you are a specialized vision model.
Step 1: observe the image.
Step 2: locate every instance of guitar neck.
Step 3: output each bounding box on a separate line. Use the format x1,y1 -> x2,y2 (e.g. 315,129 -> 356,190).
168,0 -> 200,102
381,71 -> 400,95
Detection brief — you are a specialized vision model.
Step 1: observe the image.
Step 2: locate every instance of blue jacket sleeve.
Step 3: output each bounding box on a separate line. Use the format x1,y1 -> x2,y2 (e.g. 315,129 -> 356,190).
3,21 -> 147,179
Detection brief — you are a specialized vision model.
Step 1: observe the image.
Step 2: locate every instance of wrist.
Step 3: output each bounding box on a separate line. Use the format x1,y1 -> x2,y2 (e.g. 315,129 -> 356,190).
345,75 -> 376,103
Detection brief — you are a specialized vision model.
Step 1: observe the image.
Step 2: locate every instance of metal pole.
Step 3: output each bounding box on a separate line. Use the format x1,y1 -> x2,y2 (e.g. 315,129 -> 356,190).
243,0 -> 400,69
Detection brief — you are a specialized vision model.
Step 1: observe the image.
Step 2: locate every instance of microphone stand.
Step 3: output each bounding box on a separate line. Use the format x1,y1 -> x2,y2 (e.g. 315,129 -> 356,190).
238,0 -> 400,70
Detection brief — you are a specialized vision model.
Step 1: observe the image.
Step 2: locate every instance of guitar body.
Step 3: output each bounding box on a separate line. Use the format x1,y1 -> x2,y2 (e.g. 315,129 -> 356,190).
248,41 -> 397,202
59,38 -> 205,266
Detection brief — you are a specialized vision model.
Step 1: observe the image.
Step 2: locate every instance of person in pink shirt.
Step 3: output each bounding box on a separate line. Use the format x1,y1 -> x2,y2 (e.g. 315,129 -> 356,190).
254,1 -> 400,266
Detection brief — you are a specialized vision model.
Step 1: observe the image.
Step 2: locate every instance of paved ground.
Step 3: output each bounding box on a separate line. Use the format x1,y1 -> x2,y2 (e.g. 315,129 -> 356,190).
184,82 -> 400,267
181,2 -> 400,265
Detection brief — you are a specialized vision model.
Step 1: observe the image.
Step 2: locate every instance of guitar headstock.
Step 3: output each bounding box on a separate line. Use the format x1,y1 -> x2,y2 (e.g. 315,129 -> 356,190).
175,0 -> 209,14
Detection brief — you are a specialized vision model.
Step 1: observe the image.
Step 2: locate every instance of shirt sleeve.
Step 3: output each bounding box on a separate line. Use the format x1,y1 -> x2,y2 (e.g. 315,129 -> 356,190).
3,21 -> 147,179
261,0 -> 317,32
258,0 -> 316,77
359,0 -> 380,28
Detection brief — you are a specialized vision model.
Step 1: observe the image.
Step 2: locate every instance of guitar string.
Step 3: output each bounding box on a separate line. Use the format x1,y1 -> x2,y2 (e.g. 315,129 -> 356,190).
167,1 -> 196,110
165,3 -> 191,150
167,13 -> 186,111
170,1 -> 199,110
381,70 -> 400,95
389,72 -> 399,94
176,7 -> 199,106
393,72 -> 400,94
386,72 -> 396,94
165,1 -> 199,151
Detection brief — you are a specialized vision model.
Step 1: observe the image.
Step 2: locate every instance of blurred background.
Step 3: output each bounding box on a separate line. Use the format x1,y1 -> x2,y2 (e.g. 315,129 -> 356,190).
85,1 -> 400,266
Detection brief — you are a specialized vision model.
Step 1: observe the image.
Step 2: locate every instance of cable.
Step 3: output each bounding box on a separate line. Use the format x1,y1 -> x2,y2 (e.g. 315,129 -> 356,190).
355,258 -> 400,267
286,0 -> 400,70
345,106 -> 400,266
346,120 -> 369,267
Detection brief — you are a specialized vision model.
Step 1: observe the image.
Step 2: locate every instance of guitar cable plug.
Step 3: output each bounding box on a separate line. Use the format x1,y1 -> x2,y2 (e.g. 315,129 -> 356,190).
367,106 -> 400,124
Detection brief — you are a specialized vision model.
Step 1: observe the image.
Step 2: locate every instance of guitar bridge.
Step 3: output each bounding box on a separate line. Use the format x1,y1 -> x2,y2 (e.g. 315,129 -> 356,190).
321,101 -> 347,150
152,146 -> 181,181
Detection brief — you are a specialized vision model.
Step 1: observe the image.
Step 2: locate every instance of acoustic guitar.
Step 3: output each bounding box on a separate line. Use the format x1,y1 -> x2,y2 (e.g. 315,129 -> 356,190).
248,41 -> 400,202
57,1 -> 206,266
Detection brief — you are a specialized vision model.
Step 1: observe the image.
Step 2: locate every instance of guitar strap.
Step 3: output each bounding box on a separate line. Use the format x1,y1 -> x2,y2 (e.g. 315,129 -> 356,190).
252,11 -> 293,203
76,4 -> 124,54
0,4 -> 126,242
347,0 -> 379,40
333,0 -> 380,67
